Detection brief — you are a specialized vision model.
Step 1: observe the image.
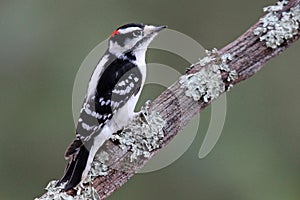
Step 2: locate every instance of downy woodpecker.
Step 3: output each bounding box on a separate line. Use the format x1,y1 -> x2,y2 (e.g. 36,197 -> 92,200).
57,23 -> 166,191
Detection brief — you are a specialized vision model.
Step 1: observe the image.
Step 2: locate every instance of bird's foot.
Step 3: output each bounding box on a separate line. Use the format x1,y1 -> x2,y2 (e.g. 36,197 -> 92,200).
137,100 -> 151,124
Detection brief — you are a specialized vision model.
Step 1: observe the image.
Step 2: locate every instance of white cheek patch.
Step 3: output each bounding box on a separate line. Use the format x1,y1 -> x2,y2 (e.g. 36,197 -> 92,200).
110,40 -> 123,50
109,40 -> 126,56
132,34 -> 157,51
123,37 -> 138,48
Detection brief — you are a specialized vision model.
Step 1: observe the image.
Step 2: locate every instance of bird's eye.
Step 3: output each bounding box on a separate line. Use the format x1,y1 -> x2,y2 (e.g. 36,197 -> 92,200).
132,30 -> 142,37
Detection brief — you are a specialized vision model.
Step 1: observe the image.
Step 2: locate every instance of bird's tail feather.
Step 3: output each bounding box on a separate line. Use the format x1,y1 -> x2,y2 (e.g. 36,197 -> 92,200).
56,158 -> 76,186
56,141 -> 90,191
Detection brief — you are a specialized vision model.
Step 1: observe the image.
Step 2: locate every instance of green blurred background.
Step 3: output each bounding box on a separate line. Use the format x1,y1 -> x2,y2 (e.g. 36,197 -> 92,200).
1,0 -> 299,199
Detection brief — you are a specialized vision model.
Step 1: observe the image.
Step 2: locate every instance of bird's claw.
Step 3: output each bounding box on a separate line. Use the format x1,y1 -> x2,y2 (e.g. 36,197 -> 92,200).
138,100 -> 152,124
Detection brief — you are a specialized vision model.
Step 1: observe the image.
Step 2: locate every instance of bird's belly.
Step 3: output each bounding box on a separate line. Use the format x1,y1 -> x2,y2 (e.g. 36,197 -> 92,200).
109,93 -> 140,132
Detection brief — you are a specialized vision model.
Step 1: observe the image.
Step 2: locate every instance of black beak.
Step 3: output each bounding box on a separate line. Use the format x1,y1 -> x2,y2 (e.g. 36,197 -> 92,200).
152,25 -> 167,32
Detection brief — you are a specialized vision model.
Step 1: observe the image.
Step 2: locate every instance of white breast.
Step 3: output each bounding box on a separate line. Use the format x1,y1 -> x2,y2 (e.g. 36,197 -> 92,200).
133,49 -> 147,85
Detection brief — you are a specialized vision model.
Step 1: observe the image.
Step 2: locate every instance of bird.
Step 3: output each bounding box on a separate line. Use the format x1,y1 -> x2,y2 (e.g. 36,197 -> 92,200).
56,23 -> 166,191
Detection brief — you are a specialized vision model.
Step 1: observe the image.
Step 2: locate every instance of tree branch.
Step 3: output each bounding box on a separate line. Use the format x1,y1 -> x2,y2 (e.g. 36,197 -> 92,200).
94,1 -> 300,198
36,0 -> 300,199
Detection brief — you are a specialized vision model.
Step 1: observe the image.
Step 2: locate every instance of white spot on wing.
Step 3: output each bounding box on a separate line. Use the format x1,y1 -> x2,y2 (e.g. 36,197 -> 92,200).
118,81 -> 126,86
84,103 -> 103,119
82,122 -> 95,131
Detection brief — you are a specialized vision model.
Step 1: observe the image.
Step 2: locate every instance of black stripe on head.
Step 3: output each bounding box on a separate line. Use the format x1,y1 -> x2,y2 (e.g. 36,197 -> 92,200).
117,23 -> 145,31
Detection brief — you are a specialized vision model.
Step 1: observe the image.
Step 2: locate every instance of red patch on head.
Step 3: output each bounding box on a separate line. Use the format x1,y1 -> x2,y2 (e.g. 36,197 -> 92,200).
110,30 -> 120,38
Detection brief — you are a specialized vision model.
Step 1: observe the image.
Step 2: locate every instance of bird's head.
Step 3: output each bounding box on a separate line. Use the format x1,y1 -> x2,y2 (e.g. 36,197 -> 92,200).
108,23 -> 166,57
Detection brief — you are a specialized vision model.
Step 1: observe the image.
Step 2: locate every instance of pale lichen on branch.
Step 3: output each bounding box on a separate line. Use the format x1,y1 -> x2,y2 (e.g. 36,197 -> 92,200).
179,48 -> 238,102
111,104 -> 166,161
35,180 -> 100,200
254,0 -> 300,48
